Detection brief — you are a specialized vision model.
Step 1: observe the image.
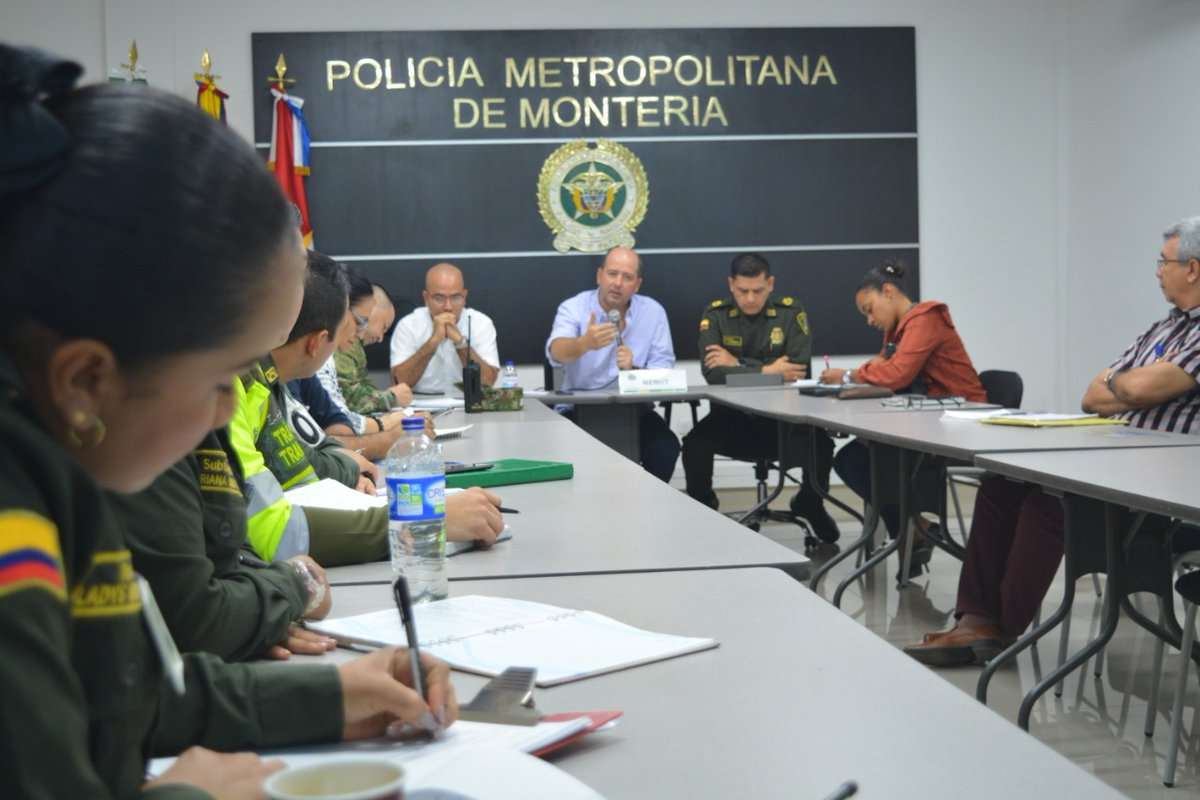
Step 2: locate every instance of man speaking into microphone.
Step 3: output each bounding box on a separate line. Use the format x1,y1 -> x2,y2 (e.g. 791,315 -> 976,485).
546,246 -> 680,482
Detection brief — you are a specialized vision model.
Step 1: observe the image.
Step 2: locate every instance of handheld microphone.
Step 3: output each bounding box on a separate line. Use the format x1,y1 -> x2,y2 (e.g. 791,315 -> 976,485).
607,308 -> 623,347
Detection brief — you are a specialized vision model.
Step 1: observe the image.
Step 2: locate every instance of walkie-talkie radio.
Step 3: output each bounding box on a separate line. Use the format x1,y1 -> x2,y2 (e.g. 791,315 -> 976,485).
462,315 -> 483,413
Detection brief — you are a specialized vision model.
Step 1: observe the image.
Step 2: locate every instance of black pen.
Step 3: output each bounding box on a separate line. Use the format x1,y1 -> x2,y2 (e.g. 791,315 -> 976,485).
497,506 -> 520,514
393,576 -> 425,701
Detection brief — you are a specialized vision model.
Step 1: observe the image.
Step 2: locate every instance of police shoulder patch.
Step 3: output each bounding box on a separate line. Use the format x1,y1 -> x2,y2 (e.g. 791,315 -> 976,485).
0,510 -> 65,601
780,296 -> 794,307
699,318 -> 711,331
709,298 -> 729,309
729,308 -> 740,318
796,311 -> 810,335
195,449 -> 241,497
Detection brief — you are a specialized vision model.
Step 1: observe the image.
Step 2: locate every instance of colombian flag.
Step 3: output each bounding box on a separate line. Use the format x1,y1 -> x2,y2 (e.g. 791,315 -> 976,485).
0,510 -> 66,601
195,74 -> 228,123
266,83 -> 314,249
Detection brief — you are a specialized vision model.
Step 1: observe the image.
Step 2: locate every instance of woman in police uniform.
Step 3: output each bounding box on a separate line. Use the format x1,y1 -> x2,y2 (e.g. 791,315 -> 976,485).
0,47 -> 455,798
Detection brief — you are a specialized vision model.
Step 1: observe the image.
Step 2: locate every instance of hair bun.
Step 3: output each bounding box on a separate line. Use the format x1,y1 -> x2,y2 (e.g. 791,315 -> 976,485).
883,260 -> 906,278
0,45 -> 82,202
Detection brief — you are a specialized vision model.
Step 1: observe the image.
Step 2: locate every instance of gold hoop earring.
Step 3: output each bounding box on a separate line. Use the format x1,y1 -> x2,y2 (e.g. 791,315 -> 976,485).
66,415 -> 106,448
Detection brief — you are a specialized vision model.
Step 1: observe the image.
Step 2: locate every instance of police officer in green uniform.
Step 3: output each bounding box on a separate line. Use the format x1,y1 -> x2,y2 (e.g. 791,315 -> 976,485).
111,428 -> 339,662
682,253 -> 839,542
0,56 -> 456,797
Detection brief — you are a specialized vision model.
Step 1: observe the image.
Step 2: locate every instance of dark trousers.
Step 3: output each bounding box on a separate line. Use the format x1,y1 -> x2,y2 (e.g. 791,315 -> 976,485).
638,408 -> 681,483
682,405 -> 834,508
955,478 -> 1065,639
563,406 -> 680,483
832,439 -> 944,538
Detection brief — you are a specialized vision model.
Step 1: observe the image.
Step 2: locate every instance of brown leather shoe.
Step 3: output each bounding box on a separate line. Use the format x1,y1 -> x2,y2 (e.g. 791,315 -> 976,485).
920,628 -> 955,645
904,624 -> 1014,667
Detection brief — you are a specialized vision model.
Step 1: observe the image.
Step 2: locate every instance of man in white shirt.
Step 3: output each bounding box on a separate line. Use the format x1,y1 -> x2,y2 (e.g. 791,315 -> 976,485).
390,262 -> 500,393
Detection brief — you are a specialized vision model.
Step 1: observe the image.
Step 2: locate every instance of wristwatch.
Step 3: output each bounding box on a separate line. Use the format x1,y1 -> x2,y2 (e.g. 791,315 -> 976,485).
842,369 -> 853,385
1104,369 -> 1119,392
290,559 -> 326,615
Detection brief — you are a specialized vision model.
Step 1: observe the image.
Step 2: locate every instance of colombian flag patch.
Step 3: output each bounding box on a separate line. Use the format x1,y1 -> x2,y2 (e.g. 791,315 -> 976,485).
0,510 -> 66,601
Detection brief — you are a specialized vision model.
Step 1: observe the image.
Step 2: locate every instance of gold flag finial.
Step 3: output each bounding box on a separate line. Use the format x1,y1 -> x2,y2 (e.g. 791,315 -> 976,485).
120,40 -> 139,79
269,53 -> 294,85
200,49 -> 212,78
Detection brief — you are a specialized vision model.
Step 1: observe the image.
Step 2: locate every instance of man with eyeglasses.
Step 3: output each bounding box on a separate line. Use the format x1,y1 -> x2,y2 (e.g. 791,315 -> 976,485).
907,216 -> 1200,667
390,262 -> 500,393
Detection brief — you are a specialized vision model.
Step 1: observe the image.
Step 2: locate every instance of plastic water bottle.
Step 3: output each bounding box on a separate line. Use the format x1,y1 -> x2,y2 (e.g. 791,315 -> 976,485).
500,360 -> 520,389
385,417 -> 447,602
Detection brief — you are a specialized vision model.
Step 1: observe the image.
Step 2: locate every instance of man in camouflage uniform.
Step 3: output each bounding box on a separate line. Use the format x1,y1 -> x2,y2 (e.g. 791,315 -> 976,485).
683,253 -> 839,542
336,284 -> 410,416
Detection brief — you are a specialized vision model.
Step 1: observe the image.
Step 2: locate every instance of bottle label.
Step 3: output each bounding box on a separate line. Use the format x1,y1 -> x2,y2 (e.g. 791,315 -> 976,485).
386,475 -> 446,521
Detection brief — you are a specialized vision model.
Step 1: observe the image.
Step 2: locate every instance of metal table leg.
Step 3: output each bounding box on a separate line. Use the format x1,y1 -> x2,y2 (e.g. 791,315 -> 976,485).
896,448 -> 915,589
736,420 -> 787,524
1017,503 -> 1125,731
810,439 -> 880,593
978,495 -> 1080,705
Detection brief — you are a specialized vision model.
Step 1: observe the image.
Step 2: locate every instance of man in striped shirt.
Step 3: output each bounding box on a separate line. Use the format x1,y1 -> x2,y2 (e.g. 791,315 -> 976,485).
907,216 -> 1200,666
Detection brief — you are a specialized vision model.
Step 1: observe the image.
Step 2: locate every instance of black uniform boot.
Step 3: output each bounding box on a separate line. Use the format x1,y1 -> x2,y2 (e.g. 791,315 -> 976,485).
789,488 -> 840,543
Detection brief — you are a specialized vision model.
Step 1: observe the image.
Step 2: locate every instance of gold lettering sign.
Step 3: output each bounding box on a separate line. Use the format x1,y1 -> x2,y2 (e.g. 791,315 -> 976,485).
321,50 -> 837,130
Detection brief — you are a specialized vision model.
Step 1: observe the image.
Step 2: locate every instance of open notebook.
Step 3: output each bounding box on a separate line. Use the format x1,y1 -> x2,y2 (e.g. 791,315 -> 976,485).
309,595 -> 719,687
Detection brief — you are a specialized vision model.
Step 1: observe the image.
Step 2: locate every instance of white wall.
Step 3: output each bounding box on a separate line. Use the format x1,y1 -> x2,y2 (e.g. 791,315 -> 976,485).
1060,0 -> 1200,409
13,0 -> 1189,418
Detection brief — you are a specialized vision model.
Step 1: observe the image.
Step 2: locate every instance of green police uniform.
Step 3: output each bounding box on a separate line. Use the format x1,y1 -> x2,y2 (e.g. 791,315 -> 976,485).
683,295 -> 836,539
239,356 -> 360,490
697,295 -> 813,385
229,358 -> 389,567
0,356 -> 342,799
110,429 -> 311,662
334,339 -> 395,415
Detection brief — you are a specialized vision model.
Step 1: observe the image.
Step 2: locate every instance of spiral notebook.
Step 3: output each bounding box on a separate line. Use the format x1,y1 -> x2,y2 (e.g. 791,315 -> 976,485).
308,595 -> 718,687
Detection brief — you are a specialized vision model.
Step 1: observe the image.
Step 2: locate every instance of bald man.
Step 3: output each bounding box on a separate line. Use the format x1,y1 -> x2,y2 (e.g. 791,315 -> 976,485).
363,284 -> 395,345
390,263 -> 500,393
547,246 -> 680,482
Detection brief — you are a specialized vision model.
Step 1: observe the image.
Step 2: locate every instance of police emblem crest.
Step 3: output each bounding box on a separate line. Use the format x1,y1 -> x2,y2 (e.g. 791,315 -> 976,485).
538,139 -> 649,253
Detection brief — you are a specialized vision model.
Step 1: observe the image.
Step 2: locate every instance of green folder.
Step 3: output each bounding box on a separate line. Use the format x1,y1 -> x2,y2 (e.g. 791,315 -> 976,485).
446,458 -> 574,489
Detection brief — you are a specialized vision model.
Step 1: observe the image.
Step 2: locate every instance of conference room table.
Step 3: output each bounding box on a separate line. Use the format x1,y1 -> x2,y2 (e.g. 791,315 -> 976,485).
315,568 -> 1127,799
531,385 -> 717,461
970,447 -> 1200,729
704,387 -> 1200,598
325,400 -> 809,586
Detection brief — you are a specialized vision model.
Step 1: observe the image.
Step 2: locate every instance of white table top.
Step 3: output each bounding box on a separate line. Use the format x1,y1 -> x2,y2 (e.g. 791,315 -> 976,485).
978,447 -> 1200,524
324,569 -> 1126,800
329,412 -> 808,585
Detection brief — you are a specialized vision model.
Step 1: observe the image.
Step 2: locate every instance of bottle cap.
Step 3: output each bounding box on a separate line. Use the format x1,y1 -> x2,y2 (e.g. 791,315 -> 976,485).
401,417 -> 425,431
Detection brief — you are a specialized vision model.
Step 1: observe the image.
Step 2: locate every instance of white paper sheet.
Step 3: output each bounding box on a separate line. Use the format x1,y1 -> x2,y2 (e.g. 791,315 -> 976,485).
310,595 -> 718,687
285,478 -> 388,511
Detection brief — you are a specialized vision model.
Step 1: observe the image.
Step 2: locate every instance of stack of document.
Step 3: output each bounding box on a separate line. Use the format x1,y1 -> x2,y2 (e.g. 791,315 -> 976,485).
309,595 -> 718,686
981,412 -> 1127,428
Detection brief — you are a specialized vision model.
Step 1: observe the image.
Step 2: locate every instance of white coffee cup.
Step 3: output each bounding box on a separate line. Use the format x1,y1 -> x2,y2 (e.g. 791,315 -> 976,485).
264,758 -> 405,800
